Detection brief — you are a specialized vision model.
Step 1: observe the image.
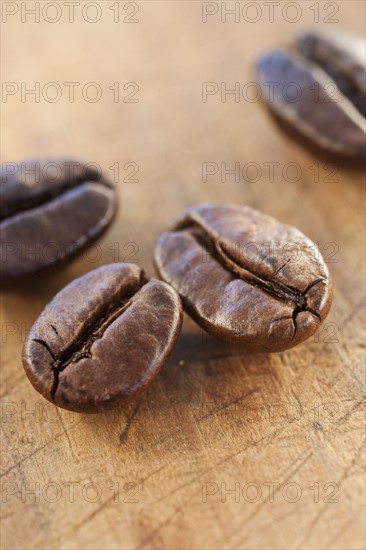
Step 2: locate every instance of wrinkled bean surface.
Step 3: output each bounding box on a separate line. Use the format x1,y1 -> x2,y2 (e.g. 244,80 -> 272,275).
0,159 -> 116,277
256,30 -> 366,159
23,263 -> 183,412
154,203 -> 332,352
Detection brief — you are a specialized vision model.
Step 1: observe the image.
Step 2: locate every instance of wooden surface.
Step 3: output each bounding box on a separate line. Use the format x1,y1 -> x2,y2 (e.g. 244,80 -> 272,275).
1,2 -> 365,549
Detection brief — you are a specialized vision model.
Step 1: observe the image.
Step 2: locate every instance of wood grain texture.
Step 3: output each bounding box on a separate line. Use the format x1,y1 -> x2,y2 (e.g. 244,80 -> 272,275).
1,2 -> 365,549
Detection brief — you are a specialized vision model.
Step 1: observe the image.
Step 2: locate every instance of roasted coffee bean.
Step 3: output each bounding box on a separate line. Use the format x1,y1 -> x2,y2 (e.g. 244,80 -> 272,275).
154,203 -> 332,353
0,159 -> 116,278
256,30 -> 366,159
23,263 -> 183,413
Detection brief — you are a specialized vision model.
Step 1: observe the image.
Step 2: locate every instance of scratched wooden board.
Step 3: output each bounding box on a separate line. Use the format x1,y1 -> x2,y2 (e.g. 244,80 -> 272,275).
1,2 -> 365,549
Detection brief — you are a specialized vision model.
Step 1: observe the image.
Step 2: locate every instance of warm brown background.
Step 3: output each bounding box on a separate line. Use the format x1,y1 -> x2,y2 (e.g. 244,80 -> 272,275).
1,1 -> 365,549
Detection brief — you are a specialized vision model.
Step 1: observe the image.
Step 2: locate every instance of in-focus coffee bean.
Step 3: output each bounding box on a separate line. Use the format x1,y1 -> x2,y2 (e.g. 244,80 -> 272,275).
256,30 -> 366,159
23,263 -> 183,412
0,159 -> 116,278
154,203 -> 332,353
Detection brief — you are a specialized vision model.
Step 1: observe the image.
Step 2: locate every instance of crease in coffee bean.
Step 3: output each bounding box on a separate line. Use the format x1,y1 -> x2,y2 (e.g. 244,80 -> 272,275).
217,238 -> 324,334
186,225 -> 324,333
0,167 -> 113,221
274,259 -> 291,276
0,176 -> 112,222
187,225 -> 309,304
33,271 -> 148,401
316,63 -> 365,117
215,240 -> 306,308
50,324 -> 59,336
296,37 -> 366,117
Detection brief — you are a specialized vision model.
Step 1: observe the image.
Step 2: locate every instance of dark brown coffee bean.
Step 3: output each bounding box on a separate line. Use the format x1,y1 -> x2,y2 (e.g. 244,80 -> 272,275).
154,204 -> 332,353
296,30 -> 366,118
23,263 -> 183,413
256,30 -> 365,159
0,159 -> 116,278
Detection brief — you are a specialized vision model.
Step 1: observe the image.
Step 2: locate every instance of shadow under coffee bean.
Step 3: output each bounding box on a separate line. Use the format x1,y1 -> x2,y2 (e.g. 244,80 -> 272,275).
22,263 -> 183,413
0,158 -> 117,279
154,203 -> 333,353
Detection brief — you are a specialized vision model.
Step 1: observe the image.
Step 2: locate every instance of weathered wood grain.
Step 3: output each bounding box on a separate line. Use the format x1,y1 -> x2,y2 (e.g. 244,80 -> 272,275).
1,2 -> 365,549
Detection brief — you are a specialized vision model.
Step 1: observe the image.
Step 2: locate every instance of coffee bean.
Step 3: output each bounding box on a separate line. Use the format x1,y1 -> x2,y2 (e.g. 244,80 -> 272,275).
154,203 -> 332,353
256,30 -> 365,159
0,159 -> 116,278
23,263 -> 183,412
